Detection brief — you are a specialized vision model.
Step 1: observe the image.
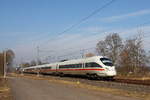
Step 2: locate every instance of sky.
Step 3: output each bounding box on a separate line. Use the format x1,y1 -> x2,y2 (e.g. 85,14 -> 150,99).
0,0 -> 150,64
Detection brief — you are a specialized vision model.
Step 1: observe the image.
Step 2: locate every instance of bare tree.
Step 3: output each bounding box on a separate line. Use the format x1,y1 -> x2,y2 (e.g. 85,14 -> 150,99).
6,49 -> 15,66
96,33 -> 123,64
6,50 -> 15,72
119,36 -> 149,74
96,32 -> 150,76
0,49 -> 15,74
96,41 -> 107,56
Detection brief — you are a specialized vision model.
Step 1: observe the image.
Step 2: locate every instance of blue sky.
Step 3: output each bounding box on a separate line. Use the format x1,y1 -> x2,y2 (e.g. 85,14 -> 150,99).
0,0 -> 150,62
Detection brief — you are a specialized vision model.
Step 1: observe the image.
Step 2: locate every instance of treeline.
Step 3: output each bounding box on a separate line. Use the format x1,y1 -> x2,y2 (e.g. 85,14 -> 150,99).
20,33 -> 150,77
0,50 -> 15,75
96,33 -> 150,76
21,60 -> 47,68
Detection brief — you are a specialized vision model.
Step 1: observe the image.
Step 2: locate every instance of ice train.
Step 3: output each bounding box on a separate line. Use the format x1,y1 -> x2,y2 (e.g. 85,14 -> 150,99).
21,56 -> 117,79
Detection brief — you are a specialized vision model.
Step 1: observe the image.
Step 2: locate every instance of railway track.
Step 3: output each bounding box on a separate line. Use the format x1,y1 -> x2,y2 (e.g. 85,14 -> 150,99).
66,75 -> 150,86
41,74 -> 150,93
22,73 -> 150,86
50,74 -> 150,86
114,78 -> 150,86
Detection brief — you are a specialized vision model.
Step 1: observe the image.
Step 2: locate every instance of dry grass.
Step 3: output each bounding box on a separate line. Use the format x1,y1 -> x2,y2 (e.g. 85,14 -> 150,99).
0,76 -> 13,100
48,78 -> 150,100
116,75 -> 150,81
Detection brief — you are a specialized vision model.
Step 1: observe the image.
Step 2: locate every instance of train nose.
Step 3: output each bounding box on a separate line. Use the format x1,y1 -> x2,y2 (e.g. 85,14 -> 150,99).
105,67 -> 117,76
105,67 -> 115,71
108,71 -> 116,76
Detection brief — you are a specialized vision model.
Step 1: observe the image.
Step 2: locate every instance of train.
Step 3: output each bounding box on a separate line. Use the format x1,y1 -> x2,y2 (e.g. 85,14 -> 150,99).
21,56 -> 117,79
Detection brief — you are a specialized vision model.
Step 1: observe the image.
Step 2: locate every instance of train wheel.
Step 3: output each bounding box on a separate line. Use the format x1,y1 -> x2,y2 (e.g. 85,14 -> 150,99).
103,77 -> 114,81
108,77 -> 114,81
87,74 -> 98,80
59,73 -> 64,77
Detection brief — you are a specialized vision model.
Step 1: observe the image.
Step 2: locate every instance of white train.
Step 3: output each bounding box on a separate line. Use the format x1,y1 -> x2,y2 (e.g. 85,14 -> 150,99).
21,56 -> 117,79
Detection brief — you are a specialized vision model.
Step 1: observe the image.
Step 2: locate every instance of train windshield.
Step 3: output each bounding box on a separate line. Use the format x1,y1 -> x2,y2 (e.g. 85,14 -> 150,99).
100,58 -> 113,66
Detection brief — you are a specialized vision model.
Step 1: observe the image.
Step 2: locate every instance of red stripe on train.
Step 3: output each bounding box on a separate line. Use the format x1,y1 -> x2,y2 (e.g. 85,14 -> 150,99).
40,68 -> 105,72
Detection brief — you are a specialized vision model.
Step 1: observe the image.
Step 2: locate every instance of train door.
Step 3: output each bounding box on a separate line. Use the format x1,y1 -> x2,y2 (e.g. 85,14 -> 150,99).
56,64 -> 59,74
82,61 -> 86,75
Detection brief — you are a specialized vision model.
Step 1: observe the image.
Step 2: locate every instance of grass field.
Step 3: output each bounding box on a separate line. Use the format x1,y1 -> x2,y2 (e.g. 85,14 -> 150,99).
0,76 -> 12,100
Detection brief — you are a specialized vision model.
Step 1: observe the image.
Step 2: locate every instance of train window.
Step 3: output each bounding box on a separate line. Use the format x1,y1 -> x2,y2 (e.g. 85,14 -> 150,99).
100,58 -> 113,66
59,64 -> 82,69
70,64 -> 82,68
72,64 -> 81,68
59,65 -> 65,69
41,67 -> 51,69
47,67 -> 51,69
76,64 -> 82,68
69,64 -> 73,68
85,62 -> 102,68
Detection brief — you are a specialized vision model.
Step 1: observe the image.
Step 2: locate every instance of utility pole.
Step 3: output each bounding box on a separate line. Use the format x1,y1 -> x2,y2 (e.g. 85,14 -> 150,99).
20,57 -> 24,75
37,46 -> 40,65
47,56 -> 52,63
81,49 -> 85,58
36,46 -> 40,76
3,50 -> 6,78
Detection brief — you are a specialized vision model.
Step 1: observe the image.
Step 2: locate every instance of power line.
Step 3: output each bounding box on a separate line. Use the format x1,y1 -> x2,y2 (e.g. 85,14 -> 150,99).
61,20 -> 150,50
53,46 -> 96,60
55,0 -> 116,36
38,46 -> 97,62
40,21 -> 150,59
33,0 -> 116,61
48,22 -> 150,60
35,0 -> 150,61
38,0 -> 116,47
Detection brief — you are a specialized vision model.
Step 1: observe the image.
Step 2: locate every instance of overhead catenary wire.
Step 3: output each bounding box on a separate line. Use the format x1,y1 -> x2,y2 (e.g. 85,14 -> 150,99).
41,20 -> 150,62
37,0 -> 116,47
54,0 -> 116,35
35,0 -> 117,61
40,20 -> 150,56
36,0 -> 150,62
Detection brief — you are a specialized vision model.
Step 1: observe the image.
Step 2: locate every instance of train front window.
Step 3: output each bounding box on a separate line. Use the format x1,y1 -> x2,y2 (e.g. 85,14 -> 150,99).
100,58 -> 113,66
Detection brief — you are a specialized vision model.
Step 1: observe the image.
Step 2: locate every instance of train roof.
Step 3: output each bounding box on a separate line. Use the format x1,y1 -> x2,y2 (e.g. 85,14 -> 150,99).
58,56 -> 105,65
22,62 -> 58,69
22,56 -> 107,69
